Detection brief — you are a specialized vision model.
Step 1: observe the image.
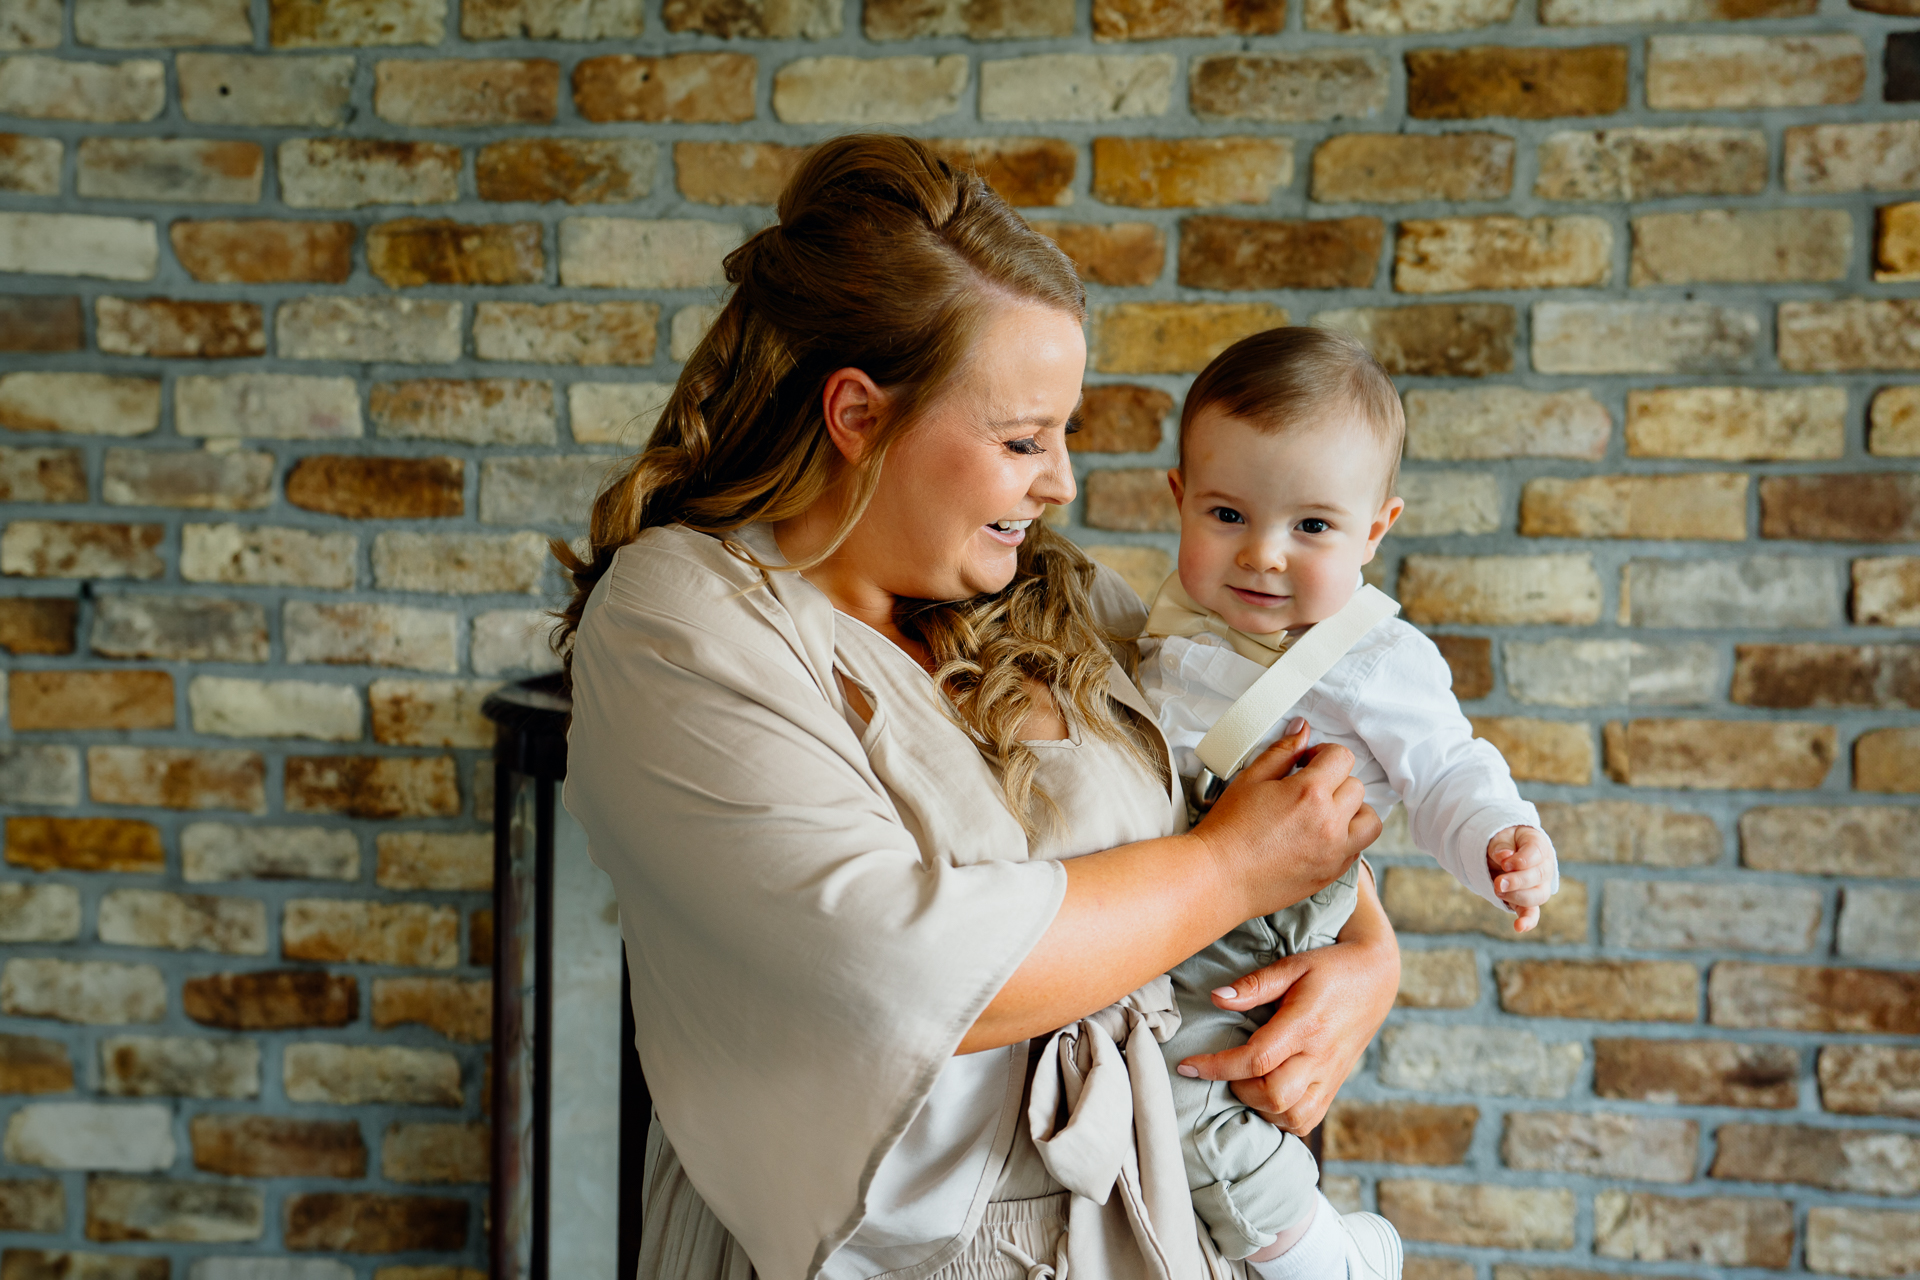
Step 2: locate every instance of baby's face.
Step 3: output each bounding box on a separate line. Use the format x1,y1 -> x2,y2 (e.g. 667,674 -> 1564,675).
1169,406 -> 1403,636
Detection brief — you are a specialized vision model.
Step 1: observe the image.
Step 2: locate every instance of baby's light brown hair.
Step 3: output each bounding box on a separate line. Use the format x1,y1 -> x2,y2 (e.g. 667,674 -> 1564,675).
1178,326 -> 1405,499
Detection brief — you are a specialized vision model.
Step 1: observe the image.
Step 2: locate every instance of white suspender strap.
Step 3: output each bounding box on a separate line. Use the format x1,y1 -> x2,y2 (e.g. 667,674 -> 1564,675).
1193,584 -> 1402,782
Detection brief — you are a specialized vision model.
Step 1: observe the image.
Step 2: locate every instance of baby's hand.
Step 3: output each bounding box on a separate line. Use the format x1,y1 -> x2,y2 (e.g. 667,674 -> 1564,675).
1487,826 -> 1555,932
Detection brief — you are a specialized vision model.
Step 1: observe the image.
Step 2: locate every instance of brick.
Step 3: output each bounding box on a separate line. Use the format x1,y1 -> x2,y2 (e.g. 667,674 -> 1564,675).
673,141 -> 801,207
367,682 -> 499,750
477,138 -> 655,206
4,1103 -> 173,1172
1396,215 -> 1610,293
0,297 -> 83,352
372,977 -> 489,1043
1469,717 -> 1592,784
777,51 -> 979,121
1093,0 -> 1284,38
1595,1038 -> 1797,1109
367,219 -> 543,289
1388,471 -> 1501,537
1806,1208 -> 1920,1279
0,599 -> 74,657
376,1122 -> 487,1188
1091,137 -> 1289,211
374,58 -> 558,127
77,138 -> 261,204
463,0 -> 644,37
1533,301 -> 1759,375
0,134 -> 59,194
1732,644 -> 1920,710
373,536 -> 542,601
566,384 -> 667,448
0,884 -> 80,943
980,54 -> 1170,123
1313,303 -> 1516,377
92,594 -> 271,662
183,525 -> 355,591
103,448 -> 273,511
0,1034 -> 72,1094
278,139 -> 460,209
1179,217 -> 1381,291
88,747 -> 266,813
1604,720 -> 1835,790
573,53 -> 755,124
285,757 -> 460,821
1,522 -> 162,580
283,899 -> 458,968
474,301 -> 658,366
1856,558 -> 1920,626
182,823 -> 358,883
1786,121 -> 1920,194
286,457 -> 462,522
284,1044 -> 460,1107
1594,1192 -> 1791,1267
278,296 -> 460,365
1857,728 -> 1920,794
1082,469 -> 1177,532
96,298 -> 264,360
1602,880 -> 1821,955
176,373 -> 361,440
1,959 -> 165,1024
1649,34 -> 1864,110
1378,1024 -> 1582,1098
557,218 -> 739,291
1624,556 -> 1841,629
1502,1112 -> 1695,1182
0,0 -> 59,46
1536,127 -> 1767,201
1311,132 -> 1513,204
1398,554 -> 1600,626
1496,959 -> 1698,1022
665,0 -> 836,35
1839,887 -> 1920,962
100,1035 -> 259,1098
669,305 -> 719,362
284,1193 -> 467,1254
0,746 -> 80,806
471,609 -> 562,676
1710,961 -> 1920,1035
0,212 -> 157,280
1741,806 -> 1920,878
284,602 -> 456,672
1762,474 -> 1920,542
1396,948 -> 1478,1009
1627,386 -> 1845,461
0,56 -> 164,122
1543,0 -> 1812,15
1821,1046 -> 1920,1120
86,1177 -> 262,1243
479,455 -> 609,526
191,1115 -> 364,1179
96,889 -> 265,956
1521,474 -> 1746,542
1378,1181 -> 1574,1250
0,1180 -> 62,1233
1504,640 -> 1720,708
74,0 -> 250,44
868,0 -> 1065,37
1633,208 -> 1851,288
188,1262 -> 358,1280
1385,867 -> 1587,942
183,970 -> 355,1030
1323,1101 -> 1475,1165
1871,388 -> 1920,456
1407,45 -> 1626,120
178,52 -> 352,126
1082,547 -> 1170,606
370,1270 -> 485,1280
1876,204 -> 1920,283
0,448 -> 85,503
1191,51 -> 1389,123
1305,0 -> 1514,30
1030,223 -> 1161,288
267,0 -> 445,46
913,138 -> 1072,210
1403,388 -> 1608,462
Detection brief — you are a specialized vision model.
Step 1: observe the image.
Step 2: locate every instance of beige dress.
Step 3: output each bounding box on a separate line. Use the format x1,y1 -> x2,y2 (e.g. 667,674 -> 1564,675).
565,524 -> 1237,1280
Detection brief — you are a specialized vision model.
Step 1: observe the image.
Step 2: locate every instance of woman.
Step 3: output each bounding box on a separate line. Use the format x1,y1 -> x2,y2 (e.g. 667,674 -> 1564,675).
558,135 -> 1401,1280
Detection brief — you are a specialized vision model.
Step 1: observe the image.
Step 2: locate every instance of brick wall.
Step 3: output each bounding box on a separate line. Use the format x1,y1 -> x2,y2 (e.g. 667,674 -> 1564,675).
1,0 -> 1917,1276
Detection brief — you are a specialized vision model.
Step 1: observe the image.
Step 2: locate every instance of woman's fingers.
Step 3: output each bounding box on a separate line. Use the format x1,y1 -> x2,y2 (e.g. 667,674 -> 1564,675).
1232,719 -> 1313,784
1211,952 -> 1313,1010
1230,1053 -> 1322,1131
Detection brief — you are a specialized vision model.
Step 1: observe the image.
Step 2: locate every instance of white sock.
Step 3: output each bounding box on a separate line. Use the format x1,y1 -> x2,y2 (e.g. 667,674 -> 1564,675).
1245,1191 -> 1347,1280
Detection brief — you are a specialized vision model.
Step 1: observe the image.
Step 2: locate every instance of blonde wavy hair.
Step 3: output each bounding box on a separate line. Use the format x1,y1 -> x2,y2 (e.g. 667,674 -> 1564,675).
553,134 -> 1154,835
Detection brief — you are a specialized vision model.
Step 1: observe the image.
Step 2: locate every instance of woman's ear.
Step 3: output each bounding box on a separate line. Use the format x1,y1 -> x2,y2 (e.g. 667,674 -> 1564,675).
821,368 -> 889,465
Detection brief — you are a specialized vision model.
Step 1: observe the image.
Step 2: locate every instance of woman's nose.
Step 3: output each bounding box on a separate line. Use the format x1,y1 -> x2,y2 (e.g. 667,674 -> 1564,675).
1033,444 -> 1075,508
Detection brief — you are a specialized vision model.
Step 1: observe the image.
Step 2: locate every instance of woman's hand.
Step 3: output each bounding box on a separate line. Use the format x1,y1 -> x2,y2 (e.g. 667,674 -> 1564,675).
1173,863 -> 1400,1134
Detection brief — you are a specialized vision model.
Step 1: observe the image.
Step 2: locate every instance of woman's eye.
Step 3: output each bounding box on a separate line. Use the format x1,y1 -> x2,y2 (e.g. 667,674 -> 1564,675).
1210,507 -> 1245,525
1297,518 -> 1331,534
1006,437 -> 1045,456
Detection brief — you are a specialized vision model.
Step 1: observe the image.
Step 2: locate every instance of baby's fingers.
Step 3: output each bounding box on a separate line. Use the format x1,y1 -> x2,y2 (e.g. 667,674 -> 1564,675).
1510,904 -> 1541,933
1495,863 -> 1551,898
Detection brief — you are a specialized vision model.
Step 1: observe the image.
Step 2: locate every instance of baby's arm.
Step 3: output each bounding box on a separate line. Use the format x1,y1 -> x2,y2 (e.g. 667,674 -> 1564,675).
1488,824 -> 1555,931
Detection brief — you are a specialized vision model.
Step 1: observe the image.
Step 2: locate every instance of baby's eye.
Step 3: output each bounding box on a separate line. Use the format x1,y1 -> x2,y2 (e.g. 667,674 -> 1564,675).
1296,518 -> 1332,534
1210,506 -> 1245,525
1005,437 -> 1045,456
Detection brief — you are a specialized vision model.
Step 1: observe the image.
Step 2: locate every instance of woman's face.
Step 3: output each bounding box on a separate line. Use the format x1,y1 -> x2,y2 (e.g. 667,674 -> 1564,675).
848,302 -> 1085,603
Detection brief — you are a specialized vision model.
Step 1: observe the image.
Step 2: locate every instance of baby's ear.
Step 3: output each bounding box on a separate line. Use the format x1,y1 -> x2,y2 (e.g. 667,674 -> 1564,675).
1362,495 -> 1405,562
1166,468 -> 1185,505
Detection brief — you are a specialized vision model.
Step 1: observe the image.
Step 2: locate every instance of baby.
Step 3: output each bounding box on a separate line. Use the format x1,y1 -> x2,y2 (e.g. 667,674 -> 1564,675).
1139,328 -> 1558,1279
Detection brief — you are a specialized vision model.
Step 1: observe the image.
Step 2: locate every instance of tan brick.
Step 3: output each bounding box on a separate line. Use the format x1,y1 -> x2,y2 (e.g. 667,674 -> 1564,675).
573,53 -> 754,124
1398,554 -> 1601,626
1731,644 -> 1920,711
1534,301 -> 1759,375
278,139 -> 460,209
1870,387 -> 1920,456
669,303 -> 719,362
1856,557 -> 1920,626
1501,637 -> 1720,708
75,0 -> 253,46
85,1177 -> 261,1243
372,976 -> 489,1043
1710,961 -> 1920,1034
0,745 -> 79,806
1633,208 -> 1850,288
1092,136 -> 1290,210
286,456 -> 463,521
1388,471 -> 1498,537
0,598 -> 75,656
1075,389 -> 1172,454
1820,1046 -> 1920,1120
103,448 -> 273,512
1,522 -> 163,580
176,373 -> 360,441
374,58 -> 558,127
1625,556 -> 1842,629
1786,121 -> 1920,194
97,889 -> 265,956
462,0 -> 644,38
1595,1038 -> 1798,1109
370,379 -> 553,448
477,137 -> 655,206
182,823 -> 359,883
284,1044 -> 460,1107
268,0 -> 445,46
191,1114 -> 364,1179
1876,204 -> 1920,284
283,1192 -> 468,1254
1762,474 -> 1920,543
177,52 -> 351,126
1543,0 -> 1812,17
1807,1208 -> 1920,1280
0,448 -> 85,503
1093,0 -> 1284,38
277,296 -> 460,365
1433,636 -> 1494,700
371,533 -> 544,598
76,138 -> 260,204
1648,34 -> 1863,110
100,1034 -> 259,1098
0,297 -> 84,353
776,56 -> 967,126
182,525 -> 354,590
0,1034 -> 73,1095
1305,0 -> 1515,31
1536,127 -> 1767,201
1403,387 -> 1608,461
1090,302 -> 1287,375
1605,719 -> 1835,790
1396,948 -> 1478,1009
0,211 -> 158,280
1031,222 -> 1162,288
382,1122 -> 488,1185
1190,51 -> 1389,123
980,54 -> 1169,123
283,899 -> 457,968
1503,1112 -> 1696,1182
284,757 -> 460,821
1380,1024 -> 1583,1097
557,217 -> 739,291
1082,546 -> 1170,605
565,384 -> 669,448
182,970 -> 356,1030
1594,1192 -> 1791,1267
1323,1101 -> 1475,1165
1521,474 -> 1747,541
1313,303 -> 1516,377
1384,866 -> 1587,942
88,746 -> 264,813
1603,881 -> 1821,954
91,595 -> 269,667
1396,215 -> 1610,293
664,0 -> 837,36
1179,216 -> 1382,291
368,681 -> 500,749
867,0 -> 1066,38
1082,468 -> 1177,532
1741,806 -> 1919,878
0,883 -> 79,943
0,1177 -> 64,1233
1311,132 -> 1513,204
284,602 -> 456,672
0,56 -> 164,122
2,958 -> 165,1025
672,141 -> 801,207
0,0 -> 60,47
478,456 -> 606,526
1840,885 -> 1920,962
1407,45 -> 1627,120
934,138 -> 1085,209
366,219 -> 543,289
1627,386 -> 1845,461
0,133 -> 60,194
1857,728 -> 1920,794
474,301 -> 658,366
1497,959 -> 1698,1022
1378,1181 -> 1575,1250
95,298 -> 263,360
1468,716 -> 1592,784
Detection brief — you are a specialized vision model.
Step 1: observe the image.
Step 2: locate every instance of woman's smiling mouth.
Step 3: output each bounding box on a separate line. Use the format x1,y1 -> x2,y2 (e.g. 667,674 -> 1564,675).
983,518 -> 1033,545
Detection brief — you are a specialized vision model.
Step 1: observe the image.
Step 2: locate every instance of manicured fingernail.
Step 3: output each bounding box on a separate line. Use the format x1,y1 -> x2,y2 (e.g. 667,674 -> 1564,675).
1212,986 -> 1238,999
1287,718 -> 1307,736
1176,1064 -> 1201,1078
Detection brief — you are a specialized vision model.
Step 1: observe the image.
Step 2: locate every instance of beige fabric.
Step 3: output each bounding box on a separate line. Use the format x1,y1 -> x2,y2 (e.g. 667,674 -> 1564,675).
1141,575 -> 1296,669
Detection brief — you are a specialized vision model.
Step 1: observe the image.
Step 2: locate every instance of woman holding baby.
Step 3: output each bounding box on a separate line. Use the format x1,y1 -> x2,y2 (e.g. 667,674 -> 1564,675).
559,135 -> 1434,1280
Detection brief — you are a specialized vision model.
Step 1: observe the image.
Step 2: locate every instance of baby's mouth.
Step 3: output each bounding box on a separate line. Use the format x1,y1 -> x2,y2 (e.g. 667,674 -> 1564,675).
1229,586 -> 1288,607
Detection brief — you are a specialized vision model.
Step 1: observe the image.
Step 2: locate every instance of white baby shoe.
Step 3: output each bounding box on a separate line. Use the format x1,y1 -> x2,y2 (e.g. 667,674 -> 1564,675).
1337,1212 -> 1403,1280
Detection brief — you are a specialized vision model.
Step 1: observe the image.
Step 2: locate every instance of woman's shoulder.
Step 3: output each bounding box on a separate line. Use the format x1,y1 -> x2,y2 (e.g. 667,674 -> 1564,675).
1084,556 -> 1152,638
